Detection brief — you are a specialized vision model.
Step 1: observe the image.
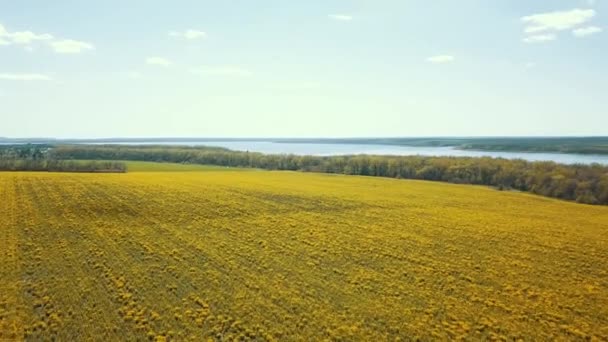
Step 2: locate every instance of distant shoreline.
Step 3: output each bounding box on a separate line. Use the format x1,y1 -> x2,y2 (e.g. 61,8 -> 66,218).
2,136 -> 608,156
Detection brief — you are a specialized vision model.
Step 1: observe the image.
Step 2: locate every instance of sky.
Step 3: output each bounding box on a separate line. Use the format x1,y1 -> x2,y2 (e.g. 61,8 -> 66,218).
1,0 -> 606,138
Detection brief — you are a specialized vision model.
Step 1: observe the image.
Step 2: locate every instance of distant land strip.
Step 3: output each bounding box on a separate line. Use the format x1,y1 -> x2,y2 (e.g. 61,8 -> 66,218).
2,137 -> 608,155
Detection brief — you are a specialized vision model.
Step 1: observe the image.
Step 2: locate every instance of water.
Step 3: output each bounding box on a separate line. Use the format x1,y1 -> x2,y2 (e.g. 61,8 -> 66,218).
97,141 -> 608,165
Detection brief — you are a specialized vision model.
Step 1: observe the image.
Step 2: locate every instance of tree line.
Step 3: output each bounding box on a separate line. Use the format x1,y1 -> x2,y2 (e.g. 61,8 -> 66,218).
0,145 -> 127,172
49,145 -> 608,205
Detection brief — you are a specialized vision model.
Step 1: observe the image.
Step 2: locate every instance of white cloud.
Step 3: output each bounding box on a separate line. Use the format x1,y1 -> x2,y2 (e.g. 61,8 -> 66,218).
328,14 -> 353,21
8,31 -> 54,44
525,62 -> 537,69
427,55 -> 455,64
0,23 -> 54,45
50,39 -> 94,54
522,34 -> 557,43
190,66 -> 252,77
521,9 -> 595,33
0,28 -> 9,46
169,29 -> 207,40
0,73 -> 52,81
0,22 -> 93,54
146,57 -> 173,67
572,26 -> 602,37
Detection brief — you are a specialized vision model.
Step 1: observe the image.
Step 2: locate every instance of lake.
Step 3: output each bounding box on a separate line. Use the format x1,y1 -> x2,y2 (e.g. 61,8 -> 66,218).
98,141 -> 608,165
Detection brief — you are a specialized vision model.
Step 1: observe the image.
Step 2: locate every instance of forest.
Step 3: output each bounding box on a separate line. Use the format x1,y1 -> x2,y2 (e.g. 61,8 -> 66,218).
0,145 -> 127,172
50,145 -> 608,205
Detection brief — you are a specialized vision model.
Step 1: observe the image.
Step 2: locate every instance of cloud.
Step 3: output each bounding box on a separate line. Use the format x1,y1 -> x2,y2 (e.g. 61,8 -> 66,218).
525,62 -> 537,69
572,26 -> 602,37
521,9 -> 595,33
6,31 -> 54,44
522,34 -> 557,43
328,14 -> 353,21
169,29 -> 207,40
146,57 -> 173,67
0,23 -> 54,45
50,39 -> 94,54
0,25 -> 8,45
190,66 -> 252,77
0,22 -> 93,54
0,73 -> 52,81
427,55 -> 455,64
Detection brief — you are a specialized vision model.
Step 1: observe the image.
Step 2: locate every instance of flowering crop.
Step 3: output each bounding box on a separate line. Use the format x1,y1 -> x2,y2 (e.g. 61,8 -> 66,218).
1,170 -> 607,340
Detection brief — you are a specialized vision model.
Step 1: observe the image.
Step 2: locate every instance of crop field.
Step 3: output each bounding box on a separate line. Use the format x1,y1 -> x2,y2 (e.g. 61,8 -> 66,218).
1,167 -> 607,341
65,160 -> 251,172
122,161 -> 249,173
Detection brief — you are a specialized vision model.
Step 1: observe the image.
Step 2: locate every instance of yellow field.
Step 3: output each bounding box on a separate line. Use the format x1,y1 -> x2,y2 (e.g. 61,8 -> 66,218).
1,169 -> 607,341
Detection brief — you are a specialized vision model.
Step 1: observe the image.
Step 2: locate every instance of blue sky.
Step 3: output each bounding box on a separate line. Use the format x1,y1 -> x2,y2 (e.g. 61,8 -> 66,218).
1,0 -> 606,138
